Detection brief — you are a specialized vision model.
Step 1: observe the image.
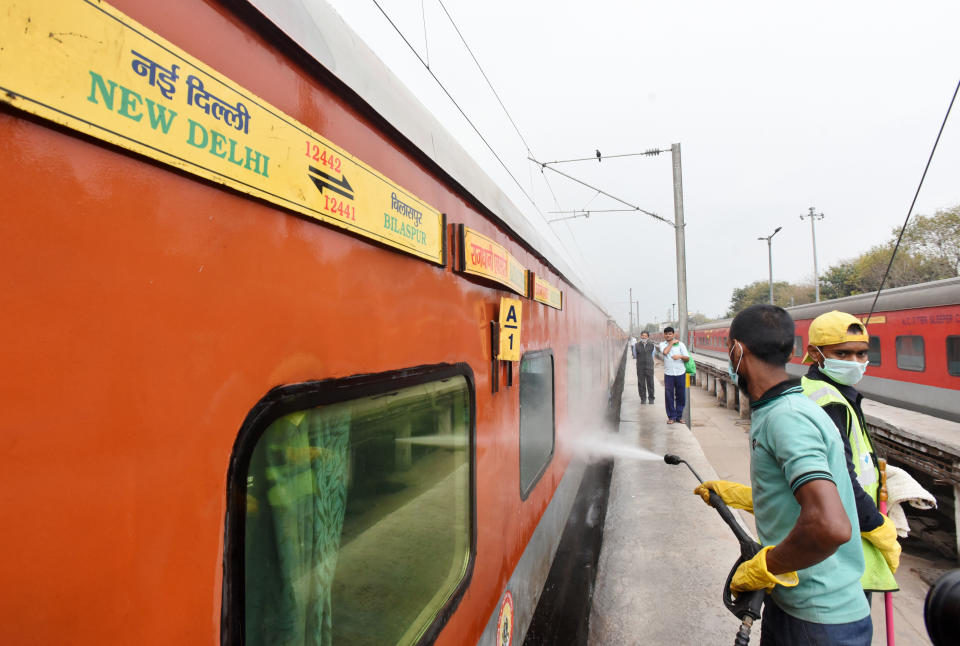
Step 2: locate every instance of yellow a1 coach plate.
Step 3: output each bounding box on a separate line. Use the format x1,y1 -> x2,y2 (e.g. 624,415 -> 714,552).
498,297 -> 523,361
0,0 -> 445,265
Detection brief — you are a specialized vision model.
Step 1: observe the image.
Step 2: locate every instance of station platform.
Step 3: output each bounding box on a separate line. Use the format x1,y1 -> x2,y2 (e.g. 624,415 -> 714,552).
588,361 -> 755,644
588,355 -> 947,645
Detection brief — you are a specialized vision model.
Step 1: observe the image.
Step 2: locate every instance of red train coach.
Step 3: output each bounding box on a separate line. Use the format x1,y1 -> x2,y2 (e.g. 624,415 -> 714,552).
691,277 -> 960,422
0,1 -> 623,644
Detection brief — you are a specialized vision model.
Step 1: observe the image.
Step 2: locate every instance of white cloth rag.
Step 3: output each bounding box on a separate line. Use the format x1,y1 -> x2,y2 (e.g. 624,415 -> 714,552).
884,464 -> 937,538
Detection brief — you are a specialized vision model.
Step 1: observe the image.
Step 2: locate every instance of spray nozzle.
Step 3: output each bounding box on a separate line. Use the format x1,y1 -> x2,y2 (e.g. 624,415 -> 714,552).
662,452 -> 705,483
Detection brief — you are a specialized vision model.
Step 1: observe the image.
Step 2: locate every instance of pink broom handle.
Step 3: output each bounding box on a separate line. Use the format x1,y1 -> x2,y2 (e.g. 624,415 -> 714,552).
878,458 -> 895,646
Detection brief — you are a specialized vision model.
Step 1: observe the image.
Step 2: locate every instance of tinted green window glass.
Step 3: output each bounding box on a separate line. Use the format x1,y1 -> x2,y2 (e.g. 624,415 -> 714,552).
520,351 -> 555,497
244,376 -> 472,646
947,336 -> 960,376
868,336 -> 882,366
793,336 -> 803,358
896,335 -> 925,372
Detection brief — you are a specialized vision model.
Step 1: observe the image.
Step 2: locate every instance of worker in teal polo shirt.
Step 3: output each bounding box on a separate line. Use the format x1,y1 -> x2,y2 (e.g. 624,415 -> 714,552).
694,305 -> 871,644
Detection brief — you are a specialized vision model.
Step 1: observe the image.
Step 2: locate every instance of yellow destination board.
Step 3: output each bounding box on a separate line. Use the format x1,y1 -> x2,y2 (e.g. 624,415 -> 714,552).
532,274 -> 563,310
0,0 -> 444,265
459,226 -> 528,297
498,297 -> 523,361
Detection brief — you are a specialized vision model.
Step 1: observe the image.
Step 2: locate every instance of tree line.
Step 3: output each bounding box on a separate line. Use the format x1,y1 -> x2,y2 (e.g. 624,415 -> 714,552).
725,205 -> 959,317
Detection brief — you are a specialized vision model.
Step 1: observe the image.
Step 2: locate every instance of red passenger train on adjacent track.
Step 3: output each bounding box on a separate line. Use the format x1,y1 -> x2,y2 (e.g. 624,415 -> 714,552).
0,2 -> 624,644
691,278 -> 960,422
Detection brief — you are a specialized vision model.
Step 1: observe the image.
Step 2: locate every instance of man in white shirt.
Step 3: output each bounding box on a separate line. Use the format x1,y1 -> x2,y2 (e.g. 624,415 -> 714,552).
658,326 -> 689,424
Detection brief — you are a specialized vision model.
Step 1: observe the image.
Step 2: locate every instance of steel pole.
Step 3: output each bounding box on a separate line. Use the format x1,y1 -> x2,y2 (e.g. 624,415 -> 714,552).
629,287 -> 633,333
671,144 -> 688,345
801,208 -> 824,302
810,209 -> 820,302
768,238 -> 774,304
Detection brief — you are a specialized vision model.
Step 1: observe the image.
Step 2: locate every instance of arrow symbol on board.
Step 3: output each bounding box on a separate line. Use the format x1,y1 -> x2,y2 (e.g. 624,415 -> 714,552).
308,165 -> 354,200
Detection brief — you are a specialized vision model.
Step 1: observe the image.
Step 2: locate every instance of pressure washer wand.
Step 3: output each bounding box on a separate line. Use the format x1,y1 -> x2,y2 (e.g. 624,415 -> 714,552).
664,453 -> 765,645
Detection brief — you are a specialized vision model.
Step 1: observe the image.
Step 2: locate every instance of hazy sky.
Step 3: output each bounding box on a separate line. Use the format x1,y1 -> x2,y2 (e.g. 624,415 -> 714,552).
326,0 -> 960,328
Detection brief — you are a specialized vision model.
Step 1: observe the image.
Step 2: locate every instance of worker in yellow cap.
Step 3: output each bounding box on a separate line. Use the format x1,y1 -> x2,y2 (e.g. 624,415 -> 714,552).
801,310 -> 900,599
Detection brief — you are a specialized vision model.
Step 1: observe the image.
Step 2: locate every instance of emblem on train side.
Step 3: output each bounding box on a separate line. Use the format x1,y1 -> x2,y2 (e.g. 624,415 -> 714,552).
496,590 -> 514,646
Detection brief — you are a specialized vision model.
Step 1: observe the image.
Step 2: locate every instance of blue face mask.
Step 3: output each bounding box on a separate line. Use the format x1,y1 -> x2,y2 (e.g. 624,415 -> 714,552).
815,346 -> 869,385
727,341 -> 743,385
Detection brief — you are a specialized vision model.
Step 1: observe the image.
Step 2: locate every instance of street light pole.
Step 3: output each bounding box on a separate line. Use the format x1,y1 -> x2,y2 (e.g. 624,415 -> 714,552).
799,207 -> 825,302
758,226 -> 783,304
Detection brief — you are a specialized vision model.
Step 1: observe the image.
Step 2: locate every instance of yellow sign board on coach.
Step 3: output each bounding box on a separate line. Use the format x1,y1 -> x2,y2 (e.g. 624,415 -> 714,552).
0,0 -> 444,265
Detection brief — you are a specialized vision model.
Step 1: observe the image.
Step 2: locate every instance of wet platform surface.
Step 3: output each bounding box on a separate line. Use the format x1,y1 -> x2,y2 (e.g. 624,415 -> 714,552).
588,362 -> 754,645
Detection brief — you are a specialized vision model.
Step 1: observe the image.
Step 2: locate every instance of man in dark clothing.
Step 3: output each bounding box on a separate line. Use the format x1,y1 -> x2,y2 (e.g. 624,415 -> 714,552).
635,331 -> 656,404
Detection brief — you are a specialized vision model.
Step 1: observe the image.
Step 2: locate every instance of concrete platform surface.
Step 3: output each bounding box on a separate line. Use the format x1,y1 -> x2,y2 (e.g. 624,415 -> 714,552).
589,362 -> 756,645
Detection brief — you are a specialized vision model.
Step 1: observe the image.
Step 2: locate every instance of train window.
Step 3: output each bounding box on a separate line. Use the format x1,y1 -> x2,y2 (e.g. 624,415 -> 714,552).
793,336 -> 803,358
228,365 -> 475,646
896,336 -> 925,372
520,350 -> 555,498
868,336 -> 882,366
947,336 -> 960,376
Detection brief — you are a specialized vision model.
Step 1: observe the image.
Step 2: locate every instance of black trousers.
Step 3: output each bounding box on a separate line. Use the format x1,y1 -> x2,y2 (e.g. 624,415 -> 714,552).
637,368 -> 655,401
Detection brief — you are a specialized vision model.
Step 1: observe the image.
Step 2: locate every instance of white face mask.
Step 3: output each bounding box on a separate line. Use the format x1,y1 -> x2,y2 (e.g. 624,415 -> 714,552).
727,341 -> 743,385
816,346 -> 869,386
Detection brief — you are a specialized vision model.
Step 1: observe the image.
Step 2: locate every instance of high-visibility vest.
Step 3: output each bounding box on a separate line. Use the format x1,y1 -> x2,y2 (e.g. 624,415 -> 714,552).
801,376 -> 898,592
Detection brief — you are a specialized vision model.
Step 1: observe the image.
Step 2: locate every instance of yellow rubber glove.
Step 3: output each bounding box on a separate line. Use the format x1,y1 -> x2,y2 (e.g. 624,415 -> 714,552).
862,514 -> 901,574
693,480 -> 754,513
730,545 -> 799,594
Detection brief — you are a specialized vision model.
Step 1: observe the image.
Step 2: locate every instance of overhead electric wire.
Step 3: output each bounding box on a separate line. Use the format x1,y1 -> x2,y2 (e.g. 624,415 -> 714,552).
432,0 -> 602,295
529,156 -> 672,225
540,149 -> 670,165
370,0 -> 540,213
436,0 -> 534,155
370,0 -> 605,297
420,0 -> 430,67
549,208 -> 641,215
865,77 -> 960,325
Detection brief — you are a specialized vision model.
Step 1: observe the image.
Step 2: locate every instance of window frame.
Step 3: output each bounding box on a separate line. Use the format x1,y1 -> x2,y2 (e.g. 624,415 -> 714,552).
947,335 -> 960,377
868,335 -> 882,367
518,348 -> 556,500
221,362 -> 477,646
895,335 -> 926,372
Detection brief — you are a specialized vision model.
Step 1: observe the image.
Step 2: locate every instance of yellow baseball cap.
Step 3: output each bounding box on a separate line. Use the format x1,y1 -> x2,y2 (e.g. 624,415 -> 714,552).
801,310 -> 869,363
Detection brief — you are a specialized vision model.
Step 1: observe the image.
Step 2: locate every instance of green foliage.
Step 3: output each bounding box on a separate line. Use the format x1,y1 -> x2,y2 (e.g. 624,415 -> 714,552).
725,281 -> 814,317
688,312 -> 712,326
820,263 -> 858,300
726,204 -> 959,309
900,205 -> 960,277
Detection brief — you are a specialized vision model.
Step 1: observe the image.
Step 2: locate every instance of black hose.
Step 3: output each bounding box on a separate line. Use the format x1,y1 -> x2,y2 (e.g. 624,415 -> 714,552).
733,618 -> 753,646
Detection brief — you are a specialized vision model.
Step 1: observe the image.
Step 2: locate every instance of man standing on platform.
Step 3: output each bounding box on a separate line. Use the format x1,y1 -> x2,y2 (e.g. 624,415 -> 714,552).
635,331 -> 656,404
658,326 -> 688,424
801,311 -> 900,599
694,305 -> 871,644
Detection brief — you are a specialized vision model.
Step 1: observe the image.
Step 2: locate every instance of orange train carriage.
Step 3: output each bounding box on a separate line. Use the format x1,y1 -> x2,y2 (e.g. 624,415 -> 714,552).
0,1 -> 624,644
